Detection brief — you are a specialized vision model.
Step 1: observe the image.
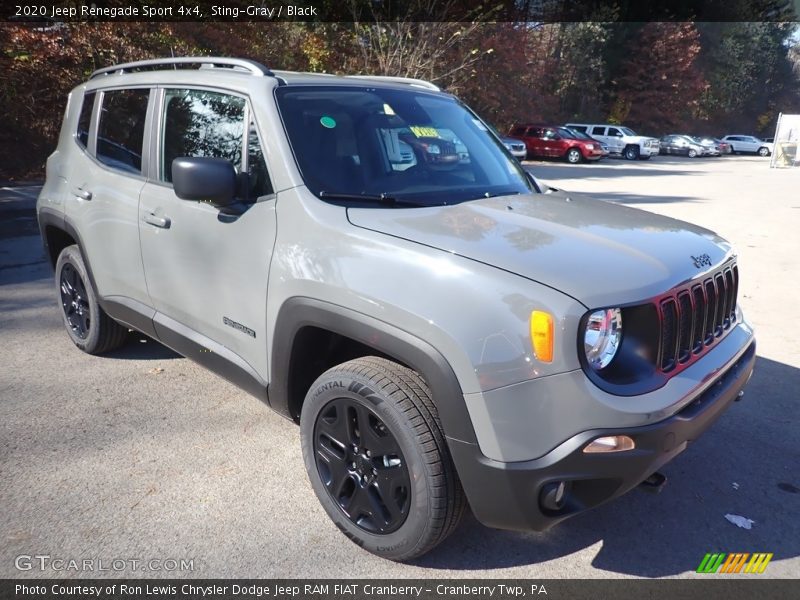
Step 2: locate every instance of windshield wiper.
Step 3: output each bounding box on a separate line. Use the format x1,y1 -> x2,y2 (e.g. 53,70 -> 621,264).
318,191 -> 423,207
483,191 -> 522,199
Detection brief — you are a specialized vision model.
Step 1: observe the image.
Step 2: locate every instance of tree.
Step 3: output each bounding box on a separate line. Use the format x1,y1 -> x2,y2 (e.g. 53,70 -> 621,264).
610,22 -> 706,134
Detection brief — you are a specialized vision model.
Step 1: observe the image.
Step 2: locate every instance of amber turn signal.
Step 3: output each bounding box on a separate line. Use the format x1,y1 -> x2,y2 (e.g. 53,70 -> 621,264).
530,310 -> 554,363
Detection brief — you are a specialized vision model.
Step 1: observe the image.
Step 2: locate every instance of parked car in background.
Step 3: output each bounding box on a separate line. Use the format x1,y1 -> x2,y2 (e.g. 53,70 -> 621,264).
565,123 -> 660,160
694,137 -> 731,155
659,134 -> 714,158
508,124 -> 604,163
501,137 -> 527,160
721,135 -> 773,156
563,127 -> 610,156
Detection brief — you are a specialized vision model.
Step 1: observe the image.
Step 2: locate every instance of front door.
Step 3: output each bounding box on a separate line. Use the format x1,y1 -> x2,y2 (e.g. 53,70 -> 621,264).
138,87 -> 277,380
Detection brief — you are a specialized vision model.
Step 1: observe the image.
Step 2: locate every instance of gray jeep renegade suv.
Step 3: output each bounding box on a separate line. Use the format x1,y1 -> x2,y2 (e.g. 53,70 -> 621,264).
37,57 -> 756,561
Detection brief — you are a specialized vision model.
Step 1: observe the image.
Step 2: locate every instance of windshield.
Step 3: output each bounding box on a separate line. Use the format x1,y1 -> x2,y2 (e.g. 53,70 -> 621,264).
275,86 -> 535,206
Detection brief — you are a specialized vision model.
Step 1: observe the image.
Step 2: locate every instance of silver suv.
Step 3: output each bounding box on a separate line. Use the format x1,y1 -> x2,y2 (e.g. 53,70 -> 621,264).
37,57 -> 756,561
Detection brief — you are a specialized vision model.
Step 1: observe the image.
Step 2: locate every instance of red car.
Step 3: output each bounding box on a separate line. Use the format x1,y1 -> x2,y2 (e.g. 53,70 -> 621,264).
508,124 -> 605,163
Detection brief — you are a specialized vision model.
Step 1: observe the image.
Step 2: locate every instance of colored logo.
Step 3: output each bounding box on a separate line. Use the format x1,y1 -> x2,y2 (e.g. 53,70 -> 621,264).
696,552 -> 773,574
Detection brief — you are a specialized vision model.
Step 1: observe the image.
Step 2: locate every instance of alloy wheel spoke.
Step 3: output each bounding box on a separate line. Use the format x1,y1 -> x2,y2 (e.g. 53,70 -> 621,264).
314,396 -> 411,535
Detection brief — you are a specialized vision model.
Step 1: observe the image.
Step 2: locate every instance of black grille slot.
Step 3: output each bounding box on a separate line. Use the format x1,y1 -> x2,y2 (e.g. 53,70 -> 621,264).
691,285 -> 706,353
704,279 -> 716,344
731,265 -> 739,321
660,298 -> 678,371
677,291 -> 693,363
725,268 -> 736,324
714,273 -> 726,335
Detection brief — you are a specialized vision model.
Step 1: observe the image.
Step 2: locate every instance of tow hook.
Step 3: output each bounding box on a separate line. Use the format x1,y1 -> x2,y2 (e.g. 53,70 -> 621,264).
735,390 -> 745,402
639,471 -> 667,494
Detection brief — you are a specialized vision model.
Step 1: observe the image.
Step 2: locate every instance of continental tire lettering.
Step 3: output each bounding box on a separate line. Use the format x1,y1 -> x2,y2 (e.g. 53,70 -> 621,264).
348,381 -> 383,406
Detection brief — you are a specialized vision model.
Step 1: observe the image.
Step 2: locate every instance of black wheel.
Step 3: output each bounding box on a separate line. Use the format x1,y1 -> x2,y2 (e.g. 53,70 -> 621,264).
566,148 -> 582,164
300,356 -> 466,561
623,145 -> 639,160
55,245 -> 128,354
758,146 -> 770,157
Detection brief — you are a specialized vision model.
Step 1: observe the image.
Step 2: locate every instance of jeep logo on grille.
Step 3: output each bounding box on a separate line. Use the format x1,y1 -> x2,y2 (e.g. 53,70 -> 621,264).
691,254 -> 713,268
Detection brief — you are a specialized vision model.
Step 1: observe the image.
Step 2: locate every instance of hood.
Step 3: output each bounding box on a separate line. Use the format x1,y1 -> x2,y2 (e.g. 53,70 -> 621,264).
347,191 -> 733,308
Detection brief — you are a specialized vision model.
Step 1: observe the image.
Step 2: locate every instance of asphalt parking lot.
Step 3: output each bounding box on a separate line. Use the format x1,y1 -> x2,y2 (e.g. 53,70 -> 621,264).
1,156 -> 798,579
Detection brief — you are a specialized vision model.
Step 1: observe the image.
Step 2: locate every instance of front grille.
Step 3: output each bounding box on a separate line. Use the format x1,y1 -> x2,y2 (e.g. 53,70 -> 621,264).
657,263 -> 739,373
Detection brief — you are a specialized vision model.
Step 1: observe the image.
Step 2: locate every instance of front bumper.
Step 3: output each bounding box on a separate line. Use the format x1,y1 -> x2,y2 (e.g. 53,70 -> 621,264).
585,148 -> 604,160
449,340 -> 756,532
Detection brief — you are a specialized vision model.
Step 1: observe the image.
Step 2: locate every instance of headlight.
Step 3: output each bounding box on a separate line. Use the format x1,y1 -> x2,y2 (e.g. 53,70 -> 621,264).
583,308 -> 622,370
585,144 -> 594,149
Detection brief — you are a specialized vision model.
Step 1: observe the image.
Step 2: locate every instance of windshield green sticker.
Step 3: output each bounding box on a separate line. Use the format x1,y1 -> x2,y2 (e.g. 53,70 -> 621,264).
320,116 -> 336,128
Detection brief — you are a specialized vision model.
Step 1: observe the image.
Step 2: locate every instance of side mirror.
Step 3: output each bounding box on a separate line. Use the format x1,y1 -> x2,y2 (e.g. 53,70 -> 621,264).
172,157 -> 236,207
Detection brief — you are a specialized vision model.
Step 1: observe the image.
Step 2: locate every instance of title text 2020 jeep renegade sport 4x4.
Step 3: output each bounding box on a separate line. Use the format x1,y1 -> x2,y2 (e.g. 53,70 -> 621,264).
38,57 -> 755,561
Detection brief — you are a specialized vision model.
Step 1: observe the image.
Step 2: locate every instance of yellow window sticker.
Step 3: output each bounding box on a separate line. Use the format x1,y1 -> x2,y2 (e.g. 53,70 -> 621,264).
409,126 -> 440,138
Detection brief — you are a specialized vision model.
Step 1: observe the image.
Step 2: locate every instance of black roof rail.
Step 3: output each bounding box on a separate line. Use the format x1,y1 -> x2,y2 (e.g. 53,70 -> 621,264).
90,57 -> 273,80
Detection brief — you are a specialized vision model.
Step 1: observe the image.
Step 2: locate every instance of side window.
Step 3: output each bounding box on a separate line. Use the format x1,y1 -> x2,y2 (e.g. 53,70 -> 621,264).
591,126 -> 606,136
572,125 -> 588,133
96,88 -> 149,174
607,127 -> 622,137
245,121 -> 274,199
76,91 -> 95,149
161,89 -> 245,183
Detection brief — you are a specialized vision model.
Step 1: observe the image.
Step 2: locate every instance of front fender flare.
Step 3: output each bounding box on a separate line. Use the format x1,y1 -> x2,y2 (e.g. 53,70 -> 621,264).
269,297 -> 478,445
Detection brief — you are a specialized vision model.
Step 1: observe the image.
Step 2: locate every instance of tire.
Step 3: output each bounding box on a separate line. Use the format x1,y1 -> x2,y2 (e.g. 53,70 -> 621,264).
566,148 -> 582,164
55,245 -> 128,354
623,145 -> 640,160
758,146 -> 770,157
300,356 -> 466,561
688,148 -> 698,158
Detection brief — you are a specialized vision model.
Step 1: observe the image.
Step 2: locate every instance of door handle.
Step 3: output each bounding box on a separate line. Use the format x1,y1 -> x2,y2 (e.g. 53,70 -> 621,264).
143,213 -> 171,229
71,187 -> 92,200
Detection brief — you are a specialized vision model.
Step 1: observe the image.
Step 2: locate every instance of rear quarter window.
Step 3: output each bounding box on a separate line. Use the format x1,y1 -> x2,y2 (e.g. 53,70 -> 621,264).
76,91 -> 95,149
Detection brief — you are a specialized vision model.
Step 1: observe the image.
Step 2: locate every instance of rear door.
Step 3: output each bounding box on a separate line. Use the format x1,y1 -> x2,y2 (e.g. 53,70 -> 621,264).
63,87 -> 151,305
727,136 -> 743,152
138,87 -> 277,380
590,126 -> 615,152
521,127 -> 541,156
